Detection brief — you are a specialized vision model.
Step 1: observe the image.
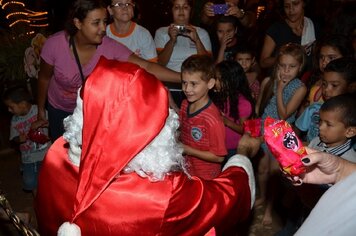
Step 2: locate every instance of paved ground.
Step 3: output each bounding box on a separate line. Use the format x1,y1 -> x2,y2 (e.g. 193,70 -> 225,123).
0,148 -> 37,236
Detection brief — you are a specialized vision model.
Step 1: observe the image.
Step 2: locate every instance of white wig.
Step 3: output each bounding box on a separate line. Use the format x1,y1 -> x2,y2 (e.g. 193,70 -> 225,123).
63,91 -> 187,181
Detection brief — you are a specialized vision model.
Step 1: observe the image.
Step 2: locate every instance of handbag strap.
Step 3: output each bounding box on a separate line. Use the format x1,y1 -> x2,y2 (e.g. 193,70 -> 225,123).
70,36 -> 85,81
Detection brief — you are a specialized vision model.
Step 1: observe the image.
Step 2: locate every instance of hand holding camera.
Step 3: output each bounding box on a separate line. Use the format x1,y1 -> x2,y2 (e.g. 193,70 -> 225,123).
174,25 -> 188,35
211,4 -> 229,15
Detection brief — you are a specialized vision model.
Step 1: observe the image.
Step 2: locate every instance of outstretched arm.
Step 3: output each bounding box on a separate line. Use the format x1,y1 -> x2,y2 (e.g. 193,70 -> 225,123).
128,54 -> 180,83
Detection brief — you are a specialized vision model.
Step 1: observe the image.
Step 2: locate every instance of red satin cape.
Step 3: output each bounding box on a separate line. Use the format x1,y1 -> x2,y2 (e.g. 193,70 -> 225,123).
36,138 -> 251,236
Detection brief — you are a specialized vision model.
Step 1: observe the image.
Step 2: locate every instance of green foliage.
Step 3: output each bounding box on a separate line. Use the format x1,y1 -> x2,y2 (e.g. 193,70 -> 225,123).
0,29 -> 31,87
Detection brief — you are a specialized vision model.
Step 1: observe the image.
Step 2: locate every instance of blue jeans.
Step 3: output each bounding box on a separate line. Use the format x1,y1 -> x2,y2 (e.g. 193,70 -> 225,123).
22,161 -> 42,191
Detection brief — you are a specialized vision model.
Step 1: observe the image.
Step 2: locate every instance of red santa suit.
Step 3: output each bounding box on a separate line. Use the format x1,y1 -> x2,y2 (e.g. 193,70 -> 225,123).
35,57 -> 255,236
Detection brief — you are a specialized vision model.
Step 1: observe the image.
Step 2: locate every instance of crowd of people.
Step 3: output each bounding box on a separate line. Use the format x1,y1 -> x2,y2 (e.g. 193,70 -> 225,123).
1,0 -> 356,235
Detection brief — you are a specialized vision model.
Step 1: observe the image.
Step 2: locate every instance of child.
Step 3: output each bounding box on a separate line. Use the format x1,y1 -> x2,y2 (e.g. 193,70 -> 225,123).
106,0 -> 158,62
309,93 -> 356,162
302,93 -> 356,212
235,47 -> 261,100
255,43 -> 307,225
214,16 -> 246,63
305,35 -> 352,106
211,60 -> 255,158
2,86 -> 50,196
179,55 -> 227,180
295,57 -> 356,143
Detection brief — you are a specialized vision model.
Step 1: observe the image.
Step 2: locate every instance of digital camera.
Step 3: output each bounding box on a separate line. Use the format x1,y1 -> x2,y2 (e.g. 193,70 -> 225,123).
212,4 -> 229,15
174,25 -> 187,34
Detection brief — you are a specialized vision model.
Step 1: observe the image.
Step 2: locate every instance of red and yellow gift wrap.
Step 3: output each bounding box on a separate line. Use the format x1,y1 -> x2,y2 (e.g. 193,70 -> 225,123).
264,117 -> 306,176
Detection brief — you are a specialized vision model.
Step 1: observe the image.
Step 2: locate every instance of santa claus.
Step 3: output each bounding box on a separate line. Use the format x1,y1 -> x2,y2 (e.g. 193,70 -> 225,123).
35,57 -> 255,236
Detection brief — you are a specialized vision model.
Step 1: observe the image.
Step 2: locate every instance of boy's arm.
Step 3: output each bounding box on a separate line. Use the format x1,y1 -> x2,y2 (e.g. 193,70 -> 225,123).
183,144 -> 225,163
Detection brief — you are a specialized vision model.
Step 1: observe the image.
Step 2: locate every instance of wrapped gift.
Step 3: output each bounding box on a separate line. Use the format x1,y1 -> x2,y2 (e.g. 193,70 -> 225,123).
243,118 -> 261,137
28,129 -> 50,144
264,117 -> 306,176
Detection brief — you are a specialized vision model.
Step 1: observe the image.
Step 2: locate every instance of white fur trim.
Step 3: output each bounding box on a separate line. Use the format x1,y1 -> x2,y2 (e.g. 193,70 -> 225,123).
222,154 -> 256,208
57,222 -> 81,236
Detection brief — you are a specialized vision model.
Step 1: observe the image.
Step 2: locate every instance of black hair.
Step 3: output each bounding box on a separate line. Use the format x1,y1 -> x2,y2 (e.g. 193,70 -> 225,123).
235,44 -> 256,58
212,60 -> 255,121
2,86 -> 33,104
307,34 -> 353,89
181,55 -> 215,81
169,0 -> 193,6
324,57 -> 356,85
320,93 -> 356,127
65,0 -> 108,36
215,15 -> 239,29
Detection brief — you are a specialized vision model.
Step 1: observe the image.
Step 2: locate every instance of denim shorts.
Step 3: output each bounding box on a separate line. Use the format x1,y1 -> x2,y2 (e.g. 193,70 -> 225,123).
22,161 -> 42,191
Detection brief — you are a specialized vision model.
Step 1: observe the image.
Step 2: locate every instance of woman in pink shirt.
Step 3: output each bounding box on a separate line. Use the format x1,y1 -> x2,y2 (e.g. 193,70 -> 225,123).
35,0 -> 180,141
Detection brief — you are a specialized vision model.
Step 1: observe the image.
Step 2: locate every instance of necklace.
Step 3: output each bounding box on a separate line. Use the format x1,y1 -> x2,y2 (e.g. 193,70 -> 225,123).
286,18 -> 304,36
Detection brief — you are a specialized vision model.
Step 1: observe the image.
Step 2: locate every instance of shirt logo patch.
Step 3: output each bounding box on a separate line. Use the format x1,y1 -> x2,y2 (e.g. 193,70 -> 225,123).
191,127 -> 202,141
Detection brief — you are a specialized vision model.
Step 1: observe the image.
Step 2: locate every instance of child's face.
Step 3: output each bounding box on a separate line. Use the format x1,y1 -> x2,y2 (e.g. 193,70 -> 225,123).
236,53 -> 255,72
216,22 -> 236,47
321,71 -> 349,100
181,71 -> 214,106
319,109 -> 351,147
277,54 -> 301,82
319,46 -> 343,72
4,100 -> 28,116
109,0 -> 135,23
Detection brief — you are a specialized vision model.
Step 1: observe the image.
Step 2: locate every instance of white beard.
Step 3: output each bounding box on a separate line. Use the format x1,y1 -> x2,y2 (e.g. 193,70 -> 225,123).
63,92 -> 187,181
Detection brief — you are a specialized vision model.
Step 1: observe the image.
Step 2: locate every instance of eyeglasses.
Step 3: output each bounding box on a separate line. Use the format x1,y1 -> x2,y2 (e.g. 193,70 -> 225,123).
111,2 -> 135,8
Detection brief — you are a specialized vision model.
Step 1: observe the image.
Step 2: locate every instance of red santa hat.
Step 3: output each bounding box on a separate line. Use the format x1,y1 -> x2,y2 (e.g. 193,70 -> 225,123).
58,57 -> 169,235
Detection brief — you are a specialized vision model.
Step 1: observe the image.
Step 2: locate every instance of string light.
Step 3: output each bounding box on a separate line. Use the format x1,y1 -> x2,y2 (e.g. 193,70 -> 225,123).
0,0 -> 49,30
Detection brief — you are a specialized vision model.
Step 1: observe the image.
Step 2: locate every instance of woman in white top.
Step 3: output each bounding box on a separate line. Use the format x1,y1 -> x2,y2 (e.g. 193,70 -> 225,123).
107,0 -> 157,62
154,0 -> 212,72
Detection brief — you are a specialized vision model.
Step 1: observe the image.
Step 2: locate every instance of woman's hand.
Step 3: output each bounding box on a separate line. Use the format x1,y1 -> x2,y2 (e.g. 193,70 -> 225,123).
226,3 -> 245,19
288,147 -> 344,186
32,109 -> 49,130
184,25 -> 200,43
168,24 -> 179,43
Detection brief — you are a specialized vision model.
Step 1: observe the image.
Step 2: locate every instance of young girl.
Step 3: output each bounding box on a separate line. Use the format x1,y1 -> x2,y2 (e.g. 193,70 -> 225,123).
304,34 -> 352,106
255,43 -> 307,225
212,60 -> 255,158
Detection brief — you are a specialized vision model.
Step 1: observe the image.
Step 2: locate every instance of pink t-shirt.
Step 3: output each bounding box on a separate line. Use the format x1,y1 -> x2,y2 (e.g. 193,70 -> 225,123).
41,31 -> 132,112
224,95 -> 252,150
